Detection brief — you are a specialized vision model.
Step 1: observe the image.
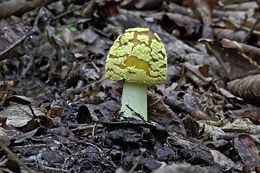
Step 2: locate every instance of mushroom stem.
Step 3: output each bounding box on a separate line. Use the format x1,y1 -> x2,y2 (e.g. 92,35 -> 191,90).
121,82 -> 147,120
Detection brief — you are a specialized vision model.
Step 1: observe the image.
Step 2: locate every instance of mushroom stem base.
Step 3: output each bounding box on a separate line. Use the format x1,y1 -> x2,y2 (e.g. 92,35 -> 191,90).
121,82 -> 147,120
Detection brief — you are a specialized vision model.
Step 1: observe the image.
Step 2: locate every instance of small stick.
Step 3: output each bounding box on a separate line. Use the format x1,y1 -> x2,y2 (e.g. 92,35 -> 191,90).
222,18 -> 260,36
125,105 -> 145,121
243,18 -> 260,43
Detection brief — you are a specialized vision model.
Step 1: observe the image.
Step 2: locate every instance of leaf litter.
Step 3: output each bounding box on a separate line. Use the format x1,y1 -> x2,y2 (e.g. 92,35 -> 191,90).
0,0 -> 260,172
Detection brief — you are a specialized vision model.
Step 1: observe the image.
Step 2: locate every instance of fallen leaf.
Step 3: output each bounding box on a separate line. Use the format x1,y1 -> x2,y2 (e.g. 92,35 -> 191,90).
81,0 -> 119,18
0,103 -> 44,127
12,128 -> 38,143
167,133 -> 214,165
164,95 -> 210,120
148,92 -> 186,136
61,27 -> 73,46
96,0 -> 119,17
198,121 -> 226,141
227,74 -> 260,102
213,28 -> 247,43
210,149 -> 235,171
232,134 -> 260,169
0,23 -> 38,61
152,12 -> 200,36
227,107 -> 260,125
200,38 -> 260,79
185,0 -> 214,38
184,62 -> 212,86
0,103 -> 53,132
76,28 -> 98,44
182,116 -> 200,137
222,118 -> 260,136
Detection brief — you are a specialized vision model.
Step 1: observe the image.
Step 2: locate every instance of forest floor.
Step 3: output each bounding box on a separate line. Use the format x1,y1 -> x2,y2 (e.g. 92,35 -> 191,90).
0,0 -> 260,172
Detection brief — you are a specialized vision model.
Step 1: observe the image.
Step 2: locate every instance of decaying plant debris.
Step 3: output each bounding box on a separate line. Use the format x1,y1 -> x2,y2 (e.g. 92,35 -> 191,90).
0,0 -> 260,172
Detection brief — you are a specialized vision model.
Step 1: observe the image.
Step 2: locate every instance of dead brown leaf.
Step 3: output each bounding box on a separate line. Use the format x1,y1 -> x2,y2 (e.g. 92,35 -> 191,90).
232,134 -> 260,169
0,102 -> 53,132
184,0 -> 215,38
227,107 -> 260,125
81,0 -> 119,18
227,74 -> 260,102
152,12 -> 200,37
210,149 -> 234,171
47,106 -> 64,119
164,95 -> 210,120
148,92 -> 186,136
184,62 -> 212,86
96,0 -> 120,17
222,118 -> 260,135
200,38 -> 260,79
213,28 -> 247,43
0,23 -> 38,61
167,133 -> 214,165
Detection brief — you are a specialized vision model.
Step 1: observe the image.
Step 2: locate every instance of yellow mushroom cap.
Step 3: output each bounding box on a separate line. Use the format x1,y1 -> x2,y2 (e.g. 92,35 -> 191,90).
105,27 -> 167,84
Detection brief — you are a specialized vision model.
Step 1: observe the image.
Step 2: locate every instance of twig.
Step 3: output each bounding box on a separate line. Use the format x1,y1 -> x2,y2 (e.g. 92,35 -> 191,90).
70,124 -> 103,132
222,18 -> 260,36
148,96 -> 161,107
243,18 -> 260,43
0,140 -> 34,173
128,163 -> 138,173
125,105 -> 145,121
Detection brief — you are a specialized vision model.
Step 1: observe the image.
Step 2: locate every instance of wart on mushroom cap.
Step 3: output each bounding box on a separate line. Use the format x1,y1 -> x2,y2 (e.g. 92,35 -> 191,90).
105,28 -> 167,84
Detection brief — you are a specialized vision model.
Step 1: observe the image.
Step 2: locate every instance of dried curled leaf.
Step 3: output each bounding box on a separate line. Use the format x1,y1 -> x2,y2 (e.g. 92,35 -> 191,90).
227,74 -> 260,102
0,23 -> 37,61
151,12 -> 200,36
148,92 -> 186,136
200,38 -> 260,79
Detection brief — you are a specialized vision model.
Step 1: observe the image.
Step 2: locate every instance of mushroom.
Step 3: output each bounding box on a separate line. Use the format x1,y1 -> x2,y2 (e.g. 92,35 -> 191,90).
105,28 -> 167,120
